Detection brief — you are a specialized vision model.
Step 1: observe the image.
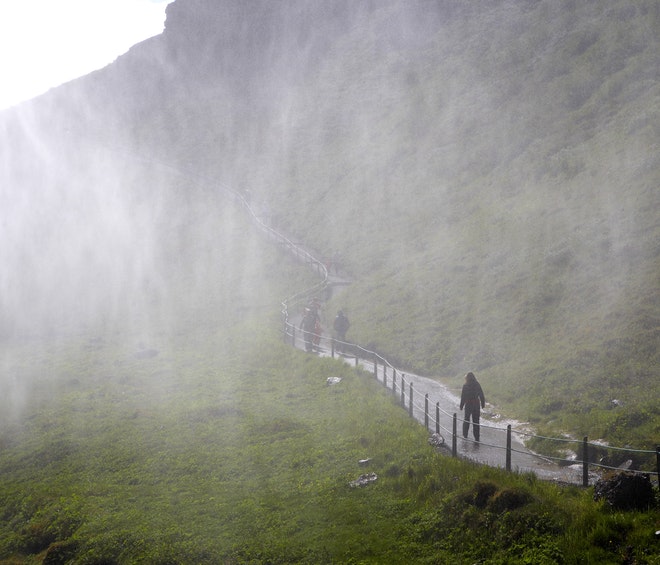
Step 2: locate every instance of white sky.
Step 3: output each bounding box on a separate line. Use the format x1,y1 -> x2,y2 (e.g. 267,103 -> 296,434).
0,0 -> 174,111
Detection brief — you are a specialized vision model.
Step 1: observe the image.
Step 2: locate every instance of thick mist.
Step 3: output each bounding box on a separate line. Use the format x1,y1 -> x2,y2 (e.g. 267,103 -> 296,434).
0,4 -> 658,561
3,138 -> 158,336
0,0 -> 657,437
0,100 -> 279,426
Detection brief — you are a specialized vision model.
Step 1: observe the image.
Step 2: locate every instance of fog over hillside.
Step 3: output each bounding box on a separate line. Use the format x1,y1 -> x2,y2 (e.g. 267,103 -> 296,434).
1,0 -> 658,441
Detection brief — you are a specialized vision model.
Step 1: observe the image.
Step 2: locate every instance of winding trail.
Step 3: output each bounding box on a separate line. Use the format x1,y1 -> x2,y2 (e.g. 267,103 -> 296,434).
279,241 -> 592,485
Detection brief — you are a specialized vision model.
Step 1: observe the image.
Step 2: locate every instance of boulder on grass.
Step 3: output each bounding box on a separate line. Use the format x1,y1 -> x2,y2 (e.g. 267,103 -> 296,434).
593,472 -> 656,511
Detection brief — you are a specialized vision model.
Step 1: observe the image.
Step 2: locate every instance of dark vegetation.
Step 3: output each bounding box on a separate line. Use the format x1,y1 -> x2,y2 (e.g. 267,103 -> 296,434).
0,0 -> 659,562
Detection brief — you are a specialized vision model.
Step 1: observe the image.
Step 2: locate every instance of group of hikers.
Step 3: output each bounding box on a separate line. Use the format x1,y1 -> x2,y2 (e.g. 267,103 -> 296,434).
299,299 -> 486,443
299,298 -> 350,354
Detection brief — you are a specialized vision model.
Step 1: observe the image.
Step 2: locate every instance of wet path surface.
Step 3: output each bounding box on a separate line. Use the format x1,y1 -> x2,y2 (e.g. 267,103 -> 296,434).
269,225 -> 593,485
388,371 -> 587,484
296,331 -> 589,484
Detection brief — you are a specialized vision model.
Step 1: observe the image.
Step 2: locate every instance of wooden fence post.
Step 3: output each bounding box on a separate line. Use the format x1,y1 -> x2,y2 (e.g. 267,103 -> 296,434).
401,375 -> 406,406
506,425 -> 512,472
331,339 -> 335,358
292,326 -> 296,347
656,446 -> 659,481
452,413 -> 457,457
373,357 -> 378,379
408,382 -> 413,417
424,394 -> 429,430
582,436 -> 589,487
435,402 -> 440,434
383,365 -> 387,388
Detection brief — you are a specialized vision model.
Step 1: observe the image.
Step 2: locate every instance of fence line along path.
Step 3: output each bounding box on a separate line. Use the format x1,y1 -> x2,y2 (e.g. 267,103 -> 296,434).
291,324 -> 593,484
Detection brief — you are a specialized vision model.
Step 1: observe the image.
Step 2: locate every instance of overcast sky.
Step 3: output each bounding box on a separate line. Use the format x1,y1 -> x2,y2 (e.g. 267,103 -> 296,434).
0,0 -> 173,111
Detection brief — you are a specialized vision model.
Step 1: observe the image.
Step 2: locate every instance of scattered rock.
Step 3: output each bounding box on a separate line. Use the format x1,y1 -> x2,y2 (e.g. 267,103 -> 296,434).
487,487 -> 532,513
617,459 -> 633,470
349,472 -> 378,488
428,433 -> 445,448
558,452 -> 579,467
358,458 -> 371,466
327,376 -> 342,385
593,472 -> 656,511
471,481 -> 498,508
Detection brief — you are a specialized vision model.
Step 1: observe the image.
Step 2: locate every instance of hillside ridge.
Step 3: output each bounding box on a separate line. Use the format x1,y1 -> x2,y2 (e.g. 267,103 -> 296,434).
1,0 -> 658,445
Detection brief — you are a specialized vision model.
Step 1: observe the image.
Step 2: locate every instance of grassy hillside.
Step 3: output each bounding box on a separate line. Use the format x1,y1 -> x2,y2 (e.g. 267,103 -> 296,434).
0,191 -> 658,563
259,0 -> 660,442
0,0 -> 658,481
116,0 -> 657,446
3,321 -> 659,563
145,0 -> 658,447
0,2 -> 659,558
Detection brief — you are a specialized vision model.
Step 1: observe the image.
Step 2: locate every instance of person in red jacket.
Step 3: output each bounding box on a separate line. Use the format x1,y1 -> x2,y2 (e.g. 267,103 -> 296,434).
299,306 -> 320,352
460,372 -> 486,442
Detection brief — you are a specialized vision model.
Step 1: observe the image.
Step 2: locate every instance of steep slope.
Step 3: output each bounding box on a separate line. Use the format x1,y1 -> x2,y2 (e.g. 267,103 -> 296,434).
262,0 -> 660,443
1,0 -> 658,444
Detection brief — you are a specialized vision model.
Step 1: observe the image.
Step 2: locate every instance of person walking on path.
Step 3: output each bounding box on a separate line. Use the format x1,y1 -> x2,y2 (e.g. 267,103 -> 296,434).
299,306 -> 320,352
460,372 -> 486,442
333,310 -> 350,353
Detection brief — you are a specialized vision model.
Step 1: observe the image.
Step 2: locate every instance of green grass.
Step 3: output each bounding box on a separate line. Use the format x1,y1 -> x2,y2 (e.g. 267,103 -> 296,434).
2,322 -> 659,564
0,190 -> 657,563
1,0 -> 660,561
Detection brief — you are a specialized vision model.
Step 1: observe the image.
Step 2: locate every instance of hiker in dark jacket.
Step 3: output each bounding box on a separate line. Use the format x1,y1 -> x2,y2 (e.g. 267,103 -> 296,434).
333,310 -> 350,352
460,372 -> 486,441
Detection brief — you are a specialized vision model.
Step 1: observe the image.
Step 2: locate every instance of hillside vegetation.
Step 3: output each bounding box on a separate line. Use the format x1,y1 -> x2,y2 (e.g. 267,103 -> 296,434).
0,1 -> 660,562
0,172 -> 657,563
3,1 -> 659,447
198,0 -> 646,446
244,0 -> 660,447
2,277 -> 658,563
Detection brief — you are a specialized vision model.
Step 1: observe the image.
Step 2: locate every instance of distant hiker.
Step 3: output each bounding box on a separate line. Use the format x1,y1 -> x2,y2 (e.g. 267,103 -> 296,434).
333,310 -> 350,352
313,318 -> 323,349
300,306 -> 320,352
460,372 -> 486,442
309,298 -> 324,349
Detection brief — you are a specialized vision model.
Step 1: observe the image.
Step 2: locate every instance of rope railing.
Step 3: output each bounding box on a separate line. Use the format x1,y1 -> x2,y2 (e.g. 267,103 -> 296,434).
286,323 -> 657,488
257,219 -> 658,486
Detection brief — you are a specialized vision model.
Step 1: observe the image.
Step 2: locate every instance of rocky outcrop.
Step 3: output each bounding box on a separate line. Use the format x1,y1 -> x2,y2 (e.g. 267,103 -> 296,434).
593,472 -> 657,511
